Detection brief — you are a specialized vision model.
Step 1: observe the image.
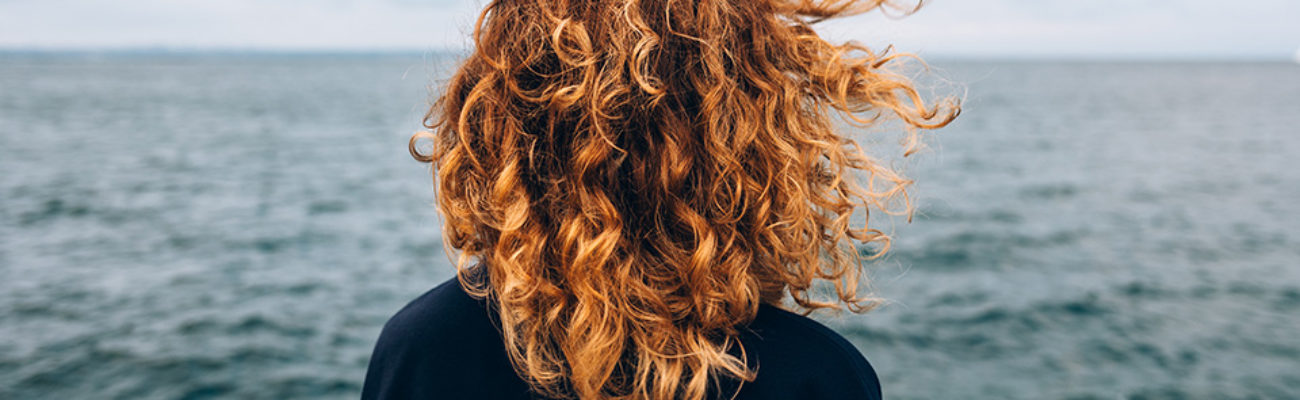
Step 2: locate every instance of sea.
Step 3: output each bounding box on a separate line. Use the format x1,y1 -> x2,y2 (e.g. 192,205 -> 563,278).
1,53 -> 1297,399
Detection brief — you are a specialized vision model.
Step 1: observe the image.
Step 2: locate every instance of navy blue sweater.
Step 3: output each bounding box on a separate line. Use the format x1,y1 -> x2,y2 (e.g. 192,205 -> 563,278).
362,277 -> 882,399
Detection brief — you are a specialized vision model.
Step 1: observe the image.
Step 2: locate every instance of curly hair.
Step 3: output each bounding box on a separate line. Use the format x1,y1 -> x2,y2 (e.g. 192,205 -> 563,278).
410,0 -> 958,398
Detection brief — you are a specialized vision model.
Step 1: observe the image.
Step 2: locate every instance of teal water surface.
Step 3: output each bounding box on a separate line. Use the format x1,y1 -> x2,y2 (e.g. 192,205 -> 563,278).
1,53 -> 1298,399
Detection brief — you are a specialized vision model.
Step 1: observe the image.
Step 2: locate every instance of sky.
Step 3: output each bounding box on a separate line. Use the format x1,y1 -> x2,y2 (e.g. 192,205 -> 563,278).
2,0 -> 1298,60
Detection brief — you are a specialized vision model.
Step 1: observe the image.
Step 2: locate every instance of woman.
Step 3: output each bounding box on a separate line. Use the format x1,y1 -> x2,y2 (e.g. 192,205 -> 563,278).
362,0 -> 957,399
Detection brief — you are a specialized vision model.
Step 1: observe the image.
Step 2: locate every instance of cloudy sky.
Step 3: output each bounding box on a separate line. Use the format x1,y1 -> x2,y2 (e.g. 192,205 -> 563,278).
2,0 -> 1297,59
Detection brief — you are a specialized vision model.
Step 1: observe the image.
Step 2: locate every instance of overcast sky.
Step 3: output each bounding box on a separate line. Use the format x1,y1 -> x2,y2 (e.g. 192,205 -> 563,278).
2,0 -> 1298,60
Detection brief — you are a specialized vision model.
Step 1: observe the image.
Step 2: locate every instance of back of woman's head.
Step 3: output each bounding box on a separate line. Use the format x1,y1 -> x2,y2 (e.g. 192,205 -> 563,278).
412,0 -> 958,398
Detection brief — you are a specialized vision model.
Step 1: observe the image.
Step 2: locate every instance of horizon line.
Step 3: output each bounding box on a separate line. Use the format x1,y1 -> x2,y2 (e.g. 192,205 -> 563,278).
0,46 -> 1294,63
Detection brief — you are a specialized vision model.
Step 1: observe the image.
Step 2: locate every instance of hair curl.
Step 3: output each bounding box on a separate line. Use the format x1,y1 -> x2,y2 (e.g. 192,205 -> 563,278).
411,0 -> 958,398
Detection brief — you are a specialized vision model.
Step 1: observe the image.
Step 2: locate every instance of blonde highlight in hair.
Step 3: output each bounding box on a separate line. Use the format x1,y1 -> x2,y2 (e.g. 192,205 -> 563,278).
414,0 -> 958,398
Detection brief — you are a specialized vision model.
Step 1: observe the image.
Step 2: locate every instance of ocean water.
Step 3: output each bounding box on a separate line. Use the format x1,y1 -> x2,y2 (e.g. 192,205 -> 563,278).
1,54 -> 1297,399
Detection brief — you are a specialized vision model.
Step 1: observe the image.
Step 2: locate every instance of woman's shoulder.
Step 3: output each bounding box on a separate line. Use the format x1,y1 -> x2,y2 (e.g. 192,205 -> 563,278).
747,304 -> 875,366
735,305 -> 882,400
373,264 -> 505,348
378,277 -> 491,342
361,276 -> 532,400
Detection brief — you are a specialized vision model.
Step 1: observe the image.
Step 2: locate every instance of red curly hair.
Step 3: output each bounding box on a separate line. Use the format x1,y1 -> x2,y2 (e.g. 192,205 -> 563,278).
411,0 -> 958,398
